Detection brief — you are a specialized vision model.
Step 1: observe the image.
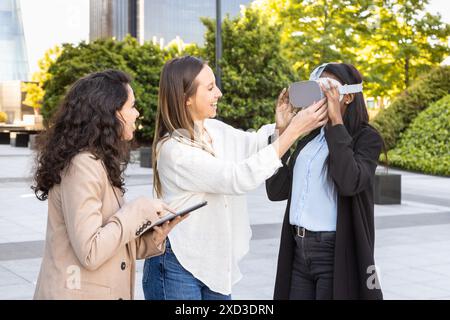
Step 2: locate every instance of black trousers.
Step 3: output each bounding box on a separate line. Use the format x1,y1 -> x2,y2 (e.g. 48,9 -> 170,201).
289,227 -> 336,300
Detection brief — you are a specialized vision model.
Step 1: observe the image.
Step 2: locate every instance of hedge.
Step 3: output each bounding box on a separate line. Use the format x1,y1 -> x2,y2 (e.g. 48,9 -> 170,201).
371,66 -> 450,150
387,94 -> 450,176
41,37 -> 164,143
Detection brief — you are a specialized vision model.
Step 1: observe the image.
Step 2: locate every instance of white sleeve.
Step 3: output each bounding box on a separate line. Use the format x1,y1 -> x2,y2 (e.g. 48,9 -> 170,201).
214,120 -> 276,156
237,123 -> 276,154
159,141 -> 282,195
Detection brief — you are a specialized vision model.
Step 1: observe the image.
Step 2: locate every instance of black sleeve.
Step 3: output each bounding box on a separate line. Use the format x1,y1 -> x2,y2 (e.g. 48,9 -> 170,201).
265,146 -> 291,201
325,124 -> 382,196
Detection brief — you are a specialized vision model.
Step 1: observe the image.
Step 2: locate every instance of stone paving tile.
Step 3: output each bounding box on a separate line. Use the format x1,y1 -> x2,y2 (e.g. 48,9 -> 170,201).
0,283 -> 36,300
383,282 -> 450,300
382,266 -> 448,284
0,258 -> 41,284
0,266 -> 28,287
422,277 -> 450,293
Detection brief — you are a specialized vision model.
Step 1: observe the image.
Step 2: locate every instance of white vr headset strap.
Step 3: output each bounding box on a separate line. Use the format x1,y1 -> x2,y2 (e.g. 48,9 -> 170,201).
338,83 -> 363,95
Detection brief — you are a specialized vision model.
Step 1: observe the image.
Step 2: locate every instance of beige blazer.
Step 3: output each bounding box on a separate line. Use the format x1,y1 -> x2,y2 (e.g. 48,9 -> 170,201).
34,152 -> 164,300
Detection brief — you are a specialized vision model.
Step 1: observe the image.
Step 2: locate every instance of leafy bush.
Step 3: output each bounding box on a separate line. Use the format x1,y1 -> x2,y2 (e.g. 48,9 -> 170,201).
41,37 -> 164,143
371,66 -> 450,150
387,95 -> 450,176
201,7 -> 295,129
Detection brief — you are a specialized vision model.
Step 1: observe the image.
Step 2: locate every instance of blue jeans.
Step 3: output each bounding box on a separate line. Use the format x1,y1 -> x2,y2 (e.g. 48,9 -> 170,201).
142,240 -> 232,300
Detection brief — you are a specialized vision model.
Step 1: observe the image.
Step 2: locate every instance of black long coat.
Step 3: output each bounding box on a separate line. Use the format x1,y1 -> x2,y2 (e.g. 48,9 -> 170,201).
266,124 -> 383,300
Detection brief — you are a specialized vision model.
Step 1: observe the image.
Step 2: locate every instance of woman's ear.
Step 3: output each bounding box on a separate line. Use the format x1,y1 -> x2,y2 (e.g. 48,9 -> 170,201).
185,97 -> 191,107
344,93 -> 355,105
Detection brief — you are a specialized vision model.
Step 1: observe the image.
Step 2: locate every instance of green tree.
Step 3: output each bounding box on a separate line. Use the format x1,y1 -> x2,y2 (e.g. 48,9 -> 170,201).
116,37 -> 166,142
41,36 -> 164,142
387,94 -> 450,176
21,46 -> 62,115
164,37 -> 204,61
261,0 -> 375,79
201,7 -> 295,129
257,0 -> 449,101
371,66 -> 450,150
42,39 -> 131,122
358,0 -> 449,98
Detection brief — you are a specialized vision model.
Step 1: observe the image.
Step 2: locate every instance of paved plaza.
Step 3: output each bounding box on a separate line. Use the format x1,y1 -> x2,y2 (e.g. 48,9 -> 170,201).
1,144 -> 450,300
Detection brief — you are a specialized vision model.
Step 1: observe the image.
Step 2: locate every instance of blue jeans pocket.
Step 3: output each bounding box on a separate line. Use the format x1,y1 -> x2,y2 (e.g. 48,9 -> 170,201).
142,254 -> 165,300
142,258 -> 151,285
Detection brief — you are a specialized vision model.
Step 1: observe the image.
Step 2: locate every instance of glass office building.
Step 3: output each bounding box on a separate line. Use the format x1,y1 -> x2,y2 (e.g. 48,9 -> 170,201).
90,0 -> 142,42
90,0 -> 251,45
143,0 -> 251,45
0,0 -> 29,81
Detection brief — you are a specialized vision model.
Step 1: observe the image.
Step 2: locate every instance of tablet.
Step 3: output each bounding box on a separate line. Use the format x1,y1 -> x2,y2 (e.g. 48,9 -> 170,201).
150,201 -> 208,228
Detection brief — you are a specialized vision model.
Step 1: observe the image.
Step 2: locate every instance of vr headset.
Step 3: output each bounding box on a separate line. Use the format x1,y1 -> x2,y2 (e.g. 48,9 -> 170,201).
288,63 -> 363,109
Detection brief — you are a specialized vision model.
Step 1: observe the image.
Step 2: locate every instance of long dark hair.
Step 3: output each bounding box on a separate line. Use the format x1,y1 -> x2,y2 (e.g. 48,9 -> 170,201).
322,63 -> 369,136
322,63 -> 387,163
33,69 -> 132,201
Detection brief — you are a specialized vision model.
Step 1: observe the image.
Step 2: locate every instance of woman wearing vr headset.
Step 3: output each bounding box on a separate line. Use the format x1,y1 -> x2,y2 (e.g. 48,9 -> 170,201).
266,63 -> 384,300
142,55 -> 328,300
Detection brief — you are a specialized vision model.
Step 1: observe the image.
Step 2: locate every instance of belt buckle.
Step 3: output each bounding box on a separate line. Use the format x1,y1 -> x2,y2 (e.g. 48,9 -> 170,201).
297,226 -> 305,238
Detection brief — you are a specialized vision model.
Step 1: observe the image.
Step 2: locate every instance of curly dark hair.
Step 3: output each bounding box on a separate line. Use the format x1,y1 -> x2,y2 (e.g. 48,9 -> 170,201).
33,69 -> 133,201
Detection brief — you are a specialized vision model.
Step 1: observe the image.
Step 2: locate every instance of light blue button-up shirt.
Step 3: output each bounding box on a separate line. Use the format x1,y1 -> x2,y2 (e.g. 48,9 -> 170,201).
289,127 -> 338,231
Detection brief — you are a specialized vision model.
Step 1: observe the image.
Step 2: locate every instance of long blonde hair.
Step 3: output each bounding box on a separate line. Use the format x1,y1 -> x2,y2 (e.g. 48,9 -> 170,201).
152,56 -> 206,198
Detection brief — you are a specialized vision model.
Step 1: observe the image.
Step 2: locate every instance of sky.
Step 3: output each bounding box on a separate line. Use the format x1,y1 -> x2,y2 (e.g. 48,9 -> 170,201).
20,0 -> 450,75
20,0 -> 89,74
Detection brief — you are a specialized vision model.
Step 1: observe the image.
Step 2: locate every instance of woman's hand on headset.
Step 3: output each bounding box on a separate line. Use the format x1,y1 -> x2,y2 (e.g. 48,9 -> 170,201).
320,81 -> 343,126
275,88 -> 295,135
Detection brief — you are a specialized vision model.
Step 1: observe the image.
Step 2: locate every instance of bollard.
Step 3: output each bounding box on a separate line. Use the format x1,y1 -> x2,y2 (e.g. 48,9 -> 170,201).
140,147 -> 152,168
374,173 -> 401,204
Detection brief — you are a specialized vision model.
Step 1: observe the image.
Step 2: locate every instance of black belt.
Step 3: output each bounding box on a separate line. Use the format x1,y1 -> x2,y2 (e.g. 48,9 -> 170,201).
292,225 -> 335,238
292,225 -> 308,238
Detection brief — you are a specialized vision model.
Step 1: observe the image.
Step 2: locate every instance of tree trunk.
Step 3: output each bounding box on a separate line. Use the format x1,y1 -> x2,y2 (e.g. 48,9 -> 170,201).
404,57 -> 410,88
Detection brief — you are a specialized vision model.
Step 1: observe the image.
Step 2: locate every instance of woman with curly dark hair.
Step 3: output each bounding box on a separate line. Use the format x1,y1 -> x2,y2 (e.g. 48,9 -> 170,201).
32,69 -> 186,300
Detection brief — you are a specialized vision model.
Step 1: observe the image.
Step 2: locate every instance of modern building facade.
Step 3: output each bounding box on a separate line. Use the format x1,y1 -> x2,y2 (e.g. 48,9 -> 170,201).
0,81 -> 33,124
0,0 -> 29,81
143,0 -> 251,46
89,0 -> 251,46
90,0 -> 143,42
0,0 -> 30,124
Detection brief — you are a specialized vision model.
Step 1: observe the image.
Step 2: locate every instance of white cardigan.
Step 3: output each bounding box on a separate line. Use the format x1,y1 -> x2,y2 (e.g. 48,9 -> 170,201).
156,119 -> 282,295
